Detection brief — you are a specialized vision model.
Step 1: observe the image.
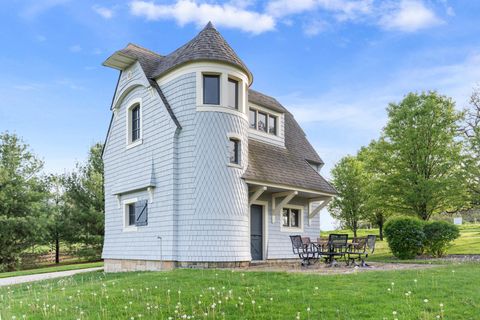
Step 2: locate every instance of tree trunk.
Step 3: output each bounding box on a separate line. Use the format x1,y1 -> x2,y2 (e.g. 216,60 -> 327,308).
55,233 -> 60,264
378,222 -> 384,241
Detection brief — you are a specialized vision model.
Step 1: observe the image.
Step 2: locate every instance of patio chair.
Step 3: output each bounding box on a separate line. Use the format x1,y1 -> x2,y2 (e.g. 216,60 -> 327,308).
289,235 -> 319,266
317,234 -> 348,267
346,235 -> 376,267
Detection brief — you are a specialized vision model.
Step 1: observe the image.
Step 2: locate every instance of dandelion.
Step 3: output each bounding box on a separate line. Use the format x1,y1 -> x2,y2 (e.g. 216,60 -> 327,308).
307,307 -> 311,312
440,303 -> 444,308
424,299 -> 429,303
393,311 -> 397,315
252,300 -> 256,305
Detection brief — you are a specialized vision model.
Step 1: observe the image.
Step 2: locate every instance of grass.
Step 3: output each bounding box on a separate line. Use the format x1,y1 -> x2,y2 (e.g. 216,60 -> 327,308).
1,263 -> 479,319
0,262 -> 103,279
321,224 -> 480,262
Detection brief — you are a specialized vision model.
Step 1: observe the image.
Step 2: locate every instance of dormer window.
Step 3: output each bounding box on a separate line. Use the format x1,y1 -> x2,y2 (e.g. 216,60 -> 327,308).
249,108 -> 278,136
228,78 -> 239,109
203,74 -> 220,105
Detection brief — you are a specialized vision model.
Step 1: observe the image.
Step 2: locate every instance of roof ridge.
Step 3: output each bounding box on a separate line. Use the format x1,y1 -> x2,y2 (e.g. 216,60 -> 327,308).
126,43 -> 163,57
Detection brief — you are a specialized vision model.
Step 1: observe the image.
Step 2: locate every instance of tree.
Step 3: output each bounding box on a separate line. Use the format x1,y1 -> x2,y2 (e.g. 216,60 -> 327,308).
63,143 -> 104,258
357,140 -> 392,240
0,133 -> 47,270
328,155 -> 368,237
462,86 -> 480,208
381,92 -> 467,220
43,174 -> 76,264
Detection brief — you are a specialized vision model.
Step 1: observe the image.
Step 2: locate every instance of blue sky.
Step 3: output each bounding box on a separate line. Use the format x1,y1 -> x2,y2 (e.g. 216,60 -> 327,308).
1,0 -> 479,228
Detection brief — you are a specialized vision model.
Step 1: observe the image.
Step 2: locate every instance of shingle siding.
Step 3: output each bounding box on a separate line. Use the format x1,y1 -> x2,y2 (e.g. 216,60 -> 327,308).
102,62 -> 177,261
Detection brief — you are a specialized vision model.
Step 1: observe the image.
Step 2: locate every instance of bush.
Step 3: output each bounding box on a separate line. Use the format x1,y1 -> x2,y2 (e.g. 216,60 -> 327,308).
384,217 -> 425,259
423,221 -> 460,257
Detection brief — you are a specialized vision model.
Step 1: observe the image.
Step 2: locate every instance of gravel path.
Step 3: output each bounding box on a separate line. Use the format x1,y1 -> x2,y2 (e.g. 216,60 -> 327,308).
0,267 -> 104,287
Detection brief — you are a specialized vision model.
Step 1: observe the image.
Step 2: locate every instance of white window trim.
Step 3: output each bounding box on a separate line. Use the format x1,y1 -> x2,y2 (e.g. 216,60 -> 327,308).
123,198 -> 138,232
249,106 -> 281,136
125,97 -> 143,149
227,133 -> 243,169
280,204 -> 304,233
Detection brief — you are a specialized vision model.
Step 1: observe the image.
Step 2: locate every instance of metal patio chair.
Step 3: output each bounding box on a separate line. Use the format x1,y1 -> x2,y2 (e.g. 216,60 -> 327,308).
290,235 -> 319,266
346,235 -> 376,267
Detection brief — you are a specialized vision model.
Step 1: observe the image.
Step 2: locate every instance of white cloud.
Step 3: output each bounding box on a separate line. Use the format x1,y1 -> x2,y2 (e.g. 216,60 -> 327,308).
92,5 -> 114,19
266,0 -> 373,21
129,0 -> 275,34
303,20 -> 328,36
379,0 -> 442,32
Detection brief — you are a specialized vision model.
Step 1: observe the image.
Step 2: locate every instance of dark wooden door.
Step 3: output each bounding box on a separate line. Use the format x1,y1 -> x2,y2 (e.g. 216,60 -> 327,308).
250,205 -> 263,260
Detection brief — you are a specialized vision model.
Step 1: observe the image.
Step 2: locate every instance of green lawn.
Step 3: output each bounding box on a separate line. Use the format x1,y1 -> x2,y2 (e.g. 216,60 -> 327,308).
0,262 -> 103,279
321,224 -> 480,262
1,263 -> 479,319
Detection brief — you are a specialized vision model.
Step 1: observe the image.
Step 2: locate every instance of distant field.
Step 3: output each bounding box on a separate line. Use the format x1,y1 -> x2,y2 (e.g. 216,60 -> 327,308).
321,224 -> 480,261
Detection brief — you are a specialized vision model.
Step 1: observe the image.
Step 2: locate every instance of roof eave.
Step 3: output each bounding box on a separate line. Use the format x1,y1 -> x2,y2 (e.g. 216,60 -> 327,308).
102,52 -> 137,70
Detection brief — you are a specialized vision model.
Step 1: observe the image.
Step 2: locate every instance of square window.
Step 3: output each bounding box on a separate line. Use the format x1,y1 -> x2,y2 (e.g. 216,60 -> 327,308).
203,75 -> 220,105
258,112 -> 268,132
229,138 -> 240,164
249,109 -> 257,129
228,78 -> 239,109
268,115 -> 277,135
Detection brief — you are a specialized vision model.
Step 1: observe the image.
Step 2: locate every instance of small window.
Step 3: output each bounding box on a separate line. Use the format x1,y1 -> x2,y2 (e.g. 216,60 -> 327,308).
203,75 -> 220,105
249,109 -> 257,129
227,78 -> 239,109
282,208 -> 300,228
258,112 -> 268,132
268,115 -> 277,135
124,200 -> 148,228
229,138 -> 240,165
128,203 -> 136,226
131,105 -> 141,142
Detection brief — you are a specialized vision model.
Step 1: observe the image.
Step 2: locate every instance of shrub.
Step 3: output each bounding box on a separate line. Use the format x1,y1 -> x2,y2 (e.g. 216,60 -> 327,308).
384,217 -> 425,259
423,221 -> 460,257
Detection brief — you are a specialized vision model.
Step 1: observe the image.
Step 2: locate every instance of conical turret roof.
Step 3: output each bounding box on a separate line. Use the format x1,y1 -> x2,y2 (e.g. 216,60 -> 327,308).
152,22 -> 252,83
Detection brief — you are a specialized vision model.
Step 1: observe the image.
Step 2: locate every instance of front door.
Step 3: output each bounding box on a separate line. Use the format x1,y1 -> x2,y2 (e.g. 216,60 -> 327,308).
250,204 -> 263,260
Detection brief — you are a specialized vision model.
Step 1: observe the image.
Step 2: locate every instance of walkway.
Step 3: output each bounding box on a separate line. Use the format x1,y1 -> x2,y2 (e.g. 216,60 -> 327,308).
0,267 -> 103,287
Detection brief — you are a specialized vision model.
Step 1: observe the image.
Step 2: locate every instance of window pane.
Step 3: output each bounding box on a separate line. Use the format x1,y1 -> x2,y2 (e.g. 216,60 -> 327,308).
128,204 -> 136,226
258,112 -> 267,132
229,139 -> 239,164
268,115 -> 277,135
203,75 -> 220,105
228,78 -> 238,109
249,109 -> 256,129
131,105 -> 140,142
282,209 -> 289,227
291,209 -> 299,227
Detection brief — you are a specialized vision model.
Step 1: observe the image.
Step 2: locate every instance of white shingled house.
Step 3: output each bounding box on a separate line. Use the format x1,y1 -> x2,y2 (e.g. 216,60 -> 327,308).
101,22 -> 337,272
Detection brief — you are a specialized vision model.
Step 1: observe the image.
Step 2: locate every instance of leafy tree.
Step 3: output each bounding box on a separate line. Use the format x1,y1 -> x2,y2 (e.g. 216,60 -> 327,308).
381,92 -> 467,220
461,86 -> 480,208
357,140 -> 392,240
0,133 -> 47,270
63,143 -> 104,258
43,174 -> 76,264
328,155 -> 368,238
